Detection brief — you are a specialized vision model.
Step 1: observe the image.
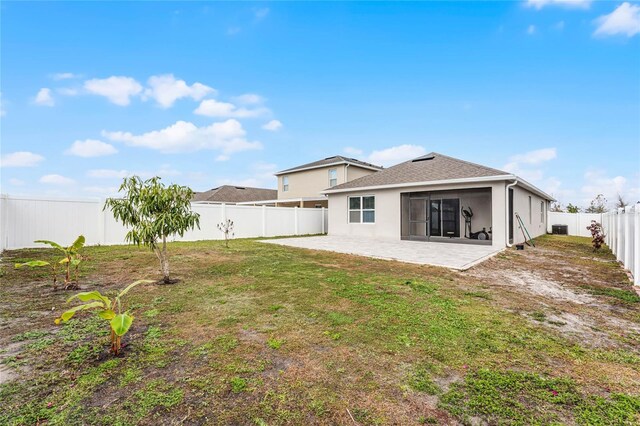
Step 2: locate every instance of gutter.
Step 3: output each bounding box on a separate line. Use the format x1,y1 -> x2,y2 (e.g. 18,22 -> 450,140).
322,174 -> 555,202
505,179 -> 518,248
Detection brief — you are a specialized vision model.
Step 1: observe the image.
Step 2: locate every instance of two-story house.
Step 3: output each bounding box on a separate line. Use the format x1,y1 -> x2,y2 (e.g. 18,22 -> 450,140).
274,156 -> 383,207
238,156 -> 383,207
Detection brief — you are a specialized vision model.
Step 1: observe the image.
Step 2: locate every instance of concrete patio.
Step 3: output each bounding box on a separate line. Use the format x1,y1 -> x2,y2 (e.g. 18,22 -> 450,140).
262,235 -> 503,270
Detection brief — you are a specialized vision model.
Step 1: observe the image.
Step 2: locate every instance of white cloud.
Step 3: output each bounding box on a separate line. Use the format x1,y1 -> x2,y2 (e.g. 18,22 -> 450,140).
503,148 -> 557,183
52,72 -> 81,80
526,0 -> 591,10
84,76 -> 143,106
9,178 -> 25,186
367,144 -> 427,167
215,155 -> 230,162
580,169 -> 639,206
262,119 -> 283,131
87,166 -> 181,180
34,88 -> 55,106
1,151 -> 45,167
215,161 -> 278,188
82,185 -> 119,196
57,87 -> 80,96
254,7 -> 269,20
594,2 -> 640,38
233,93 -> 264,105
194,99 -> 269,118
39,174 -> 75,185
103,119 -> 262,155
527,24 -> 537,35
505,148 -> 557,168
143,74 -> 215,108
343,147 -> 364,156
66,139 -> 118,157
87,169 -> 130,179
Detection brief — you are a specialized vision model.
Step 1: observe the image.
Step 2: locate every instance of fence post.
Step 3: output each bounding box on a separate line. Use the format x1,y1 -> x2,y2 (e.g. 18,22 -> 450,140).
261,205 -> 267,237
0,194 -> 7,251
616,208 -> 623,261
634,203 -> 640,286
624,207 -> 631,268
321,207 -> 325,234
294,207 -> 299,235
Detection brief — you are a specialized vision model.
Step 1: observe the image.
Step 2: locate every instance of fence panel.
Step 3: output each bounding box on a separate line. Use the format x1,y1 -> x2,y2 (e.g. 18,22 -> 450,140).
0,195 -> 325,250
601,204 -> 639,285
549,208 -> 638,285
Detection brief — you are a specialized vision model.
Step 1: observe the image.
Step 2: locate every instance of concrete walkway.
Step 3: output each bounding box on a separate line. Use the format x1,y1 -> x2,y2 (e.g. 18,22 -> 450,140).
262,235 -> 502,270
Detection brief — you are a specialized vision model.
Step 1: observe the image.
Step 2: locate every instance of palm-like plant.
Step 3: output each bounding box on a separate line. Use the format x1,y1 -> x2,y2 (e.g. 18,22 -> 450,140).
55,280 -> 153,355
15,235 -> 85,290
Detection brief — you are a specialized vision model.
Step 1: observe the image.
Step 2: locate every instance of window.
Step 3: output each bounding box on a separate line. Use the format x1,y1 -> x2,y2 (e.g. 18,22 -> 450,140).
282,176 -> 289,192
328,169 -> 337,187
348,195 -> 375,223
540,201 -> 544,223
528,196 -> 532,224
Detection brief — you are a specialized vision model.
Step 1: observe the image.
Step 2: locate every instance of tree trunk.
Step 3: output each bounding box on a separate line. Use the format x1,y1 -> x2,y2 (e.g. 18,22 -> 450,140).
160,236 -> 170,283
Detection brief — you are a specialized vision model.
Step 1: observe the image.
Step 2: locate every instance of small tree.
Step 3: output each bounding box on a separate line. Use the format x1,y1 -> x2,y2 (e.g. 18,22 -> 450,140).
585,194 -> 608,213
217,219 -> 235,248
586,220 -> 605,250
615,193 -> 628,209
566,203 -> 581,213
105,176 -> 200,284
549,202 -> 563,213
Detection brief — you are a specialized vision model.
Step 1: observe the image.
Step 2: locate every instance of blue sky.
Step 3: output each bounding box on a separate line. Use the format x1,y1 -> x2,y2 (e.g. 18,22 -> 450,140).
1,0 -> 639,207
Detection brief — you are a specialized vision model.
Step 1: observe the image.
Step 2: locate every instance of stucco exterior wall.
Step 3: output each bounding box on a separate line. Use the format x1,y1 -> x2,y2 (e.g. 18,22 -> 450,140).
328,181 -> 508,248
277,165 -> 377,200
511,185 -> 547,244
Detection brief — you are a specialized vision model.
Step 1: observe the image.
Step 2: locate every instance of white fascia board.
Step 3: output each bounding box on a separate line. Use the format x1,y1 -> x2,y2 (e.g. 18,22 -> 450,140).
514,178 -> 555,202
236,196 -> 327,205
274,161 -> 382,176
322,175 -> 515,194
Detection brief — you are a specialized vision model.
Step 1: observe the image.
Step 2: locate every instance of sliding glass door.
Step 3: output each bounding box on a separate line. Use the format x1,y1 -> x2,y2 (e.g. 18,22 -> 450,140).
408,197 -> 459,240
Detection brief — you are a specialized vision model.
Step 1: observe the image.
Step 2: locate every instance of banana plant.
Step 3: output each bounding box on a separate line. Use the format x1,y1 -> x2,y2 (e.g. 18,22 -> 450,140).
15,235 -> 85,290
55,280 -> 153,355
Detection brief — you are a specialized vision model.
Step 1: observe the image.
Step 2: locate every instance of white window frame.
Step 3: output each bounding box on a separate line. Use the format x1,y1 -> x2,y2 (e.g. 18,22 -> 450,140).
328,168 -> 337,187
282,176 -> 289,192
348,195 -> 375,224
528,196 -> 532,224
540,201 -> 544,223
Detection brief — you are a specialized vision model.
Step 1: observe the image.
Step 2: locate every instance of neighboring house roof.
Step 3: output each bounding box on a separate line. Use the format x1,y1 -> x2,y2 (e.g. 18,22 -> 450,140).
274,155 -> 383,176
323,152 -> 554,200
192,185 -> 277,203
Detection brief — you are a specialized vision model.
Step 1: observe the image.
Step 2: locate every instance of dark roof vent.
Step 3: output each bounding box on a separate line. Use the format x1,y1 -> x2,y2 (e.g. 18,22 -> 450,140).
234,187 -> 246,190
412,154 -> 435,162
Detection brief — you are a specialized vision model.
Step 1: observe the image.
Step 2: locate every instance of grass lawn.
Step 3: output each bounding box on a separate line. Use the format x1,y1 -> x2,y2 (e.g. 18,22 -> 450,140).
1,235 -> 639,425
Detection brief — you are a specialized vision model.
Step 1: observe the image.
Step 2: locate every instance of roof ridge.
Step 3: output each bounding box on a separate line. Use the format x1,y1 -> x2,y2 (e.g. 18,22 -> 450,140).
427,152 -> 508,175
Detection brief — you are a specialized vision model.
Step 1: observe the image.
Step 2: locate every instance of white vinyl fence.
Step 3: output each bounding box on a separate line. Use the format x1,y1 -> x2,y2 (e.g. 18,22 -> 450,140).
547,212 -> 603,237
602,204 -> 639,286
0,195 -> 328,251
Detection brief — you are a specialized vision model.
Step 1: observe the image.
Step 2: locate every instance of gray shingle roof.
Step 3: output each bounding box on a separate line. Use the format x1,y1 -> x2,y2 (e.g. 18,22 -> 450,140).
192,185 -> 277,203
275,155 -> 383,175
326,153 -> 510,191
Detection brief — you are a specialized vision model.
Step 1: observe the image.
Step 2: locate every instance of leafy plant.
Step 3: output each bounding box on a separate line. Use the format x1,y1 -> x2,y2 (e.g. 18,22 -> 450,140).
15,235 -> 85,290
586,220 -> 605,250
217,219 -> 235,248
55,280 -> 153,355
104,176 -> 200,284
585,194 -> 608,213
566,203 -> 581,213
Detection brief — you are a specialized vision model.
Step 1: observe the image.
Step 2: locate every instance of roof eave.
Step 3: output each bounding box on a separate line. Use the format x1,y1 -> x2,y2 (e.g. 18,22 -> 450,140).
274,161 -> 382,176
322,174 -> 555,201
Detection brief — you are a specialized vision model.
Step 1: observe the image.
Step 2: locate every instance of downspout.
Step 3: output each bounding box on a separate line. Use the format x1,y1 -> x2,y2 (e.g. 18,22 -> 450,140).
505,179 -> 518,248
345,163 -> 350,182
